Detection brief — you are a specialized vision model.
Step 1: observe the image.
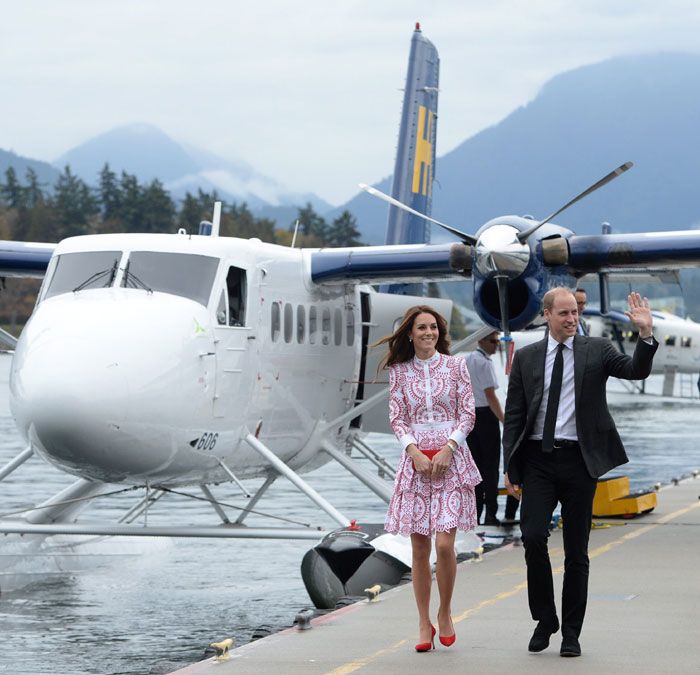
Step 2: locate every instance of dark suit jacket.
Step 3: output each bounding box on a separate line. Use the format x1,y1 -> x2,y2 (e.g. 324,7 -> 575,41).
503,335 -> 658,481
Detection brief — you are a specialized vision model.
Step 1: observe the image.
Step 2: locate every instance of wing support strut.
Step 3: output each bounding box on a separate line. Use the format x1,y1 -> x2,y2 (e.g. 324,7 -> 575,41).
320,440 -> 392,504
244,433 -> 350,527
234,473 -> 278,525
217,458 -> 251,498
200,484 -> 231,524
0,446 -> 33,482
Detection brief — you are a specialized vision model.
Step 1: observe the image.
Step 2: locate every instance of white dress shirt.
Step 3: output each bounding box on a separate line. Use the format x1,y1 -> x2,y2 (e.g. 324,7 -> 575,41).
465,348 -> 498,408
530,335 -> 577,441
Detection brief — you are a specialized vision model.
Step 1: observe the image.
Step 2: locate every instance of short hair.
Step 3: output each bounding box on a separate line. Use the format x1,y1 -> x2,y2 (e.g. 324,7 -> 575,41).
543,287 -> 576,312
574,287 -> 587,296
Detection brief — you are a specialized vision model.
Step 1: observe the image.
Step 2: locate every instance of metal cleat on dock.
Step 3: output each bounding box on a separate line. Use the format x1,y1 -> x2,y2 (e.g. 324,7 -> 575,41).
364,584 -> 381,602
209,638 -> 233,662
294,609 -> 314,630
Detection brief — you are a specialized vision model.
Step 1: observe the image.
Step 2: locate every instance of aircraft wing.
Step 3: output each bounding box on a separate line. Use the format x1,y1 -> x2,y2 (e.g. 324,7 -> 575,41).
310,242 -> 470,285
0,240 -> 55,278
567,231 -> 700,272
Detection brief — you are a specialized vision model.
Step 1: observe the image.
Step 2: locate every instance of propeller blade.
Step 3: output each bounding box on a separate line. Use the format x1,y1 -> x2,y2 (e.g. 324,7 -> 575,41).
358,184 -> 478,245
495,275 -> 510,338
516,161 -> 633,244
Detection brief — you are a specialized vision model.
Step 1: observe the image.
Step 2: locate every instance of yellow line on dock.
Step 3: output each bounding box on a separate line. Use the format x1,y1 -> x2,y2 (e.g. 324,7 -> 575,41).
325,638 -> 407,675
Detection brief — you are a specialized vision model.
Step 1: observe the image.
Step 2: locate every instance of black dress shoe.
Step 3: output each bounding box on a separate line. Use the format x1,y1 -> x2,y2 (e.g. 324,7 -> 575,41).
560,636 -> 581,657
528,618 -> 559,652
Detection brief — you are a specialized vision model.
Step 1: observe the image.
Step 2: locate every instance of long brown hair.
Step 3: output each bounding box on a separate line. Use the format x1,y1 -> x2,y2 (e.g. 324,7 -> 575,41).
374,305 -> 451,371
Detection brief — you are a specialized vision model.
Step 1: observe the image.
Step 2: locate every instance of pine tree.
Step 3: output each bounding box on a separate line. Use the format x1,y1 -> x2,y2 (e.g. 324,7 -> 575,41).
178,192 -> 203,232
0,167 -> 25,209
24,169 -> 45,210
118,171 -> 143,231
293,202 -> 328,242
99,163 -> 121,221
141,179 -> 175,233
326,210 -> 363,247
51,166 -> 98,238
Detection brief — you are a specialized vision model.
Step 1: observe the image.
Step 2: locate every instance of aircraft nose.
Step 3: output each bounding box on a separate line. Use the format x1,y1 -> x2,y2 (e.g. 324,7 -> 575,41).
12,332 -> 132,477
10,290 -> 212,481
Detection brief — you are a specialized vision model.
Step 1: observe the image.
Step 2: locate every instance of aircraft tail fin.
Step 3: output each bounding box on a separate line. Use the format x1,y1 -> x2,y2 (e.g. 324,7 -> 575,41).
382,23 -> 439,294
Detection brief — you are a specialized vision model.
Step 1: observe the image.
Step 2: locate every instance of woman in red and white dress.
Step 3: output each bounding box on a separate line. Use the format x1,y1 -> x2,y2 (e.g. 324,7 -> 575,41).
377,305 -> 481,652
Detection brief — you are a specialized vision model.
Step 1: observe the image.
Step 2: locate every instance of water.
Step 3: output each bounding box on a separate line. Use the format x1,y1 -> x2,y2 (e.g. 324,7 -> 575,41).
0,353 -> 698,674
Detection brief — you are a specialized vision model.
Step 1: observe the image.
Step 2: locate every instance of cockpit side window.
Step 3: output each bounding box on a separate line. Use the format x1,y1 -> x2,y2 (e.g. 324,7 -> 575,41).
226,266 -> 246,326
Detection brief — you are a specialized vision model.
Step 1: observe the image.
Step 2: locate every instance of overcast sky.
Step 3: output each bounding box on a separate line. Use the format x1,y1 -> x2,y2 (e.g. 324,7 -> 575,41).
2,1 -> 700,205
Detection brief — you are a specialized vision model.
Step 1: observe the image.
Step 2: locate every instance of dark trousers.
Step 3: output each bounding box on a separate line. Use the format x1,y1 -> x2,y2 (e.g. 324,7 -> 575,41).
519,440 -> 597,638
467,406 -> 500,521
505,494 -> 520,520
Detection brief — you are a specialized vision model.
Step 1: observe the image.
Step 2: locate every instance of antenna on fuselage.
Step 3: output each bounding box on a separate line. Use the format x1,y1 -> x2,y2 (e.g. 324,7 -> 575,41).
291,219 -> 300,248
212,201 -> 222,237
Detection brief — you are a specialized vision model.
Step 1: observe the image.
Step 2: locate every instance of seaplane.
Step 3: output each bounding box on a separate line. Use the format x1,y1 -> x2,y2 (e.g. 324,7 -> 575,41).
2,24 -> 700,602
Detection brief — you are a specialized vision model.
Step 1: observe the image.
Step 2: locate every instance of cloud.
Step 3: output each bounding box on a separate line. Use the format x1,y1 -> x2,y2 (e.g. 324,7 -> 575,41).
2,1 -> 700,204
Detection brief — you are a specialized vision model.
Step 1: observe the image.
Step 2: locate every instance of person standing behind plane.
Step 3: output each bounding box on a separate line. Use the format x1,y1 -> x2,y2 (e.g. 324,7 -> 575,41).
377,305 -> 481,653
465,330 -> 504,525
503,288 -> 657,658
574,288 -> 589,336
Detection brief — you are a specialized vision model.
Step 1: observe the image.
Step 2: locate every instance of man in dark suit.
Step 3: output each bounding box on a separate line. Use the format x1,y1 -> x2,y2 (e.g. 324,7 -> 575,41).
503,287 -> 657,657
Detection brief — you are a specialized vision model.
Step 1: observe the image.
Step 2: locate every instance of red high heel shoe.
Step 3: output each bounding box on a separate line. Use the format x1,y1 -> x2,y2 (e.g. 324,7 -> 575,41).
415,624 -> 436,652
439,617 -> 456,647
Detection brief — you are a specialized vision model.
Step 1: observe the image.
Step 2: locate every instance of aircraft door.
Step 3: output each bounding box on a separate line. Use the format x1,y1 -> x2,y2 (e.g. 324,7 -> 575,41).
213,266 -> 256,420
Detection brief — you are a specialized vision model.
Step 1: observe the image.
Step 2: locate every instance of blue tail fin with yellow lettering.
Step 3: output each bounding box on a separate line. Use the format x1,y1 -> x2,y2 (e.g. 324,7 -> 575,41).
383,23 -> 439,293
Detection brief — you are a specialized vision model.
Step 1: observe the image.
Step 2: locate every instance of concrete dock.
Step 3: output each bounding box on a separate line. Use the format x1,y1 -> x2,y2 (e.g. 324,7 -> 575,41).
174,477 -> 700,674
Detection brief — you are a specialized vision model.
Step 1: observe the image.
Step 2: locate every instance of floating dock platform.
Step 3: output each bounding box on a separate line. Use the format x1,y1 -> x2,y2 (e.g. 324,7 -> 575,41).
174,476 -> 700,674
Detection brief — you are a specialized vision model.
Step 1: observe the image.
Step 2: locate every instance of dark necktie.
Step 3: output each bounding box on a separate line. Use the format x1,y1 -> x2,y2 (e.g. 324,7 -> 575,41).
542,343 -> 565,453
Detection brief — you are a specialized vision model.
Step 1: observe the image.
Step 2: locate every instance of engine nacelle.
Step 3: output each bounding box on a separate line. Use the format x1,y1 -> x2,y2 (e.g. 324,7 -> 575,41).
470,216 -> 576,331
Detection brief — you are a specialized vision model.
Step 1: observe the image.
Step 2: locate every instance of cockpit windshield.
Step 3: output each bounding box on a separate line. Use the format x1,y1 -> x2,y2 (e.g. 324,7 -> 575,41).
121,251 -> 218,306
43,251 -> 122,300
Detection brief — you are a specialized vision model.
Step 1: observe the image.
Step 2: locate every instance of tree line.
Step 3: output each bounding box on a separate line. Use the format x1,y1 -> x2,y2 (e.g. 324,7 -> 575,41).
0,164 -> 362,247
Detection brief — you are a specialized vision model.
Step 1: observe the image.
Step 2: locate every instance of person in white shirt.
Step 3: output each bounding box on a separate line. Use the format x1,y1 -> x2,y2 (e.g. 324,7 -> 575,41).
465,331 -> 504,526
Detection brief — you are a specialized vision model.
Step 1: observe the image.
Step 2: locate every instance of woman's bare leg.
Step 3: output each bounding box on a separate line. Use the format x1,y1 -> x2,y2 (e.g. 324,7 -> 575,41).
435,528 -> 457,636
410,533 -> 433,643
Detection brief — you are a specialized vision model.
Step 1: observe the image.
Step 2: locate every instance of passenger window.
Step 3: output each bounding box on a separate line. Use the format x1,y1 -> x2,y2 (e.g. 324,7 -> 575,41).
682,336 -> 692,347
216,289 -> 227,325
665,335 -> 676,346
309,306 -> 317,345
334,308 -> 342,346
322,308 -> 331,345
346,308 -> 354,346
271,302 -> 280,342
297,305 -> 305,343
284,303 -> 293,343
226,266 -> 246,326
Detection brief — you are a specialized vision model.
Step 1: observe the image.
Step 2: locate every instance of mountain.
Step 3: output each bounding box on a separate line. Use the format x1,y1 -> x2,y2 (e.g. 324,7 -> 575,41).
0,149 -> 60,188
335,52 -> 700,244
53,123 -> 332,214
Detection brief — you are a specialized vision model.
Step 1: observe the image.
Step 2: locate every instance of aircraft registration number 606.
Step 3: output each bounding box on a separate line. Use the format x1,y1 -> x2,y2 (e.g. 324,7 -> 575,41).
196,432 -> 218,451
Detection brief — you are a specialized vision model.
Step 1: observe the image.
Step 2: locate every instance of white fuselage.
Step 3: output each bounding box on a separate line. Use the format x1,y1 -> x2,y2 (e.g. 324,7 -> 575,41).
10,233 -> 371,487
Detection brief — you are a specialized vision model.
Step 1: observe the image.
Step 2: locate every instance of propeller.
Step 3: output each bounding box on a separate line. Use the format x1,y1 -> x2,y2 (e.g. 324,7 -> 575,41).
516,162 -> 633,244
358,184 -> 477,245
361,161 -> 634,341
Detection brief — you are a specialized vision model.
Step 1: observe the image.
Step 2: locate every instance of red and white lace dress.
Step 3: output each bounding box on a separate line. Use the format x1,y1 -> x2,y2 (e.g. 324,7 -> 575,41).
384,352 -> 482,536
